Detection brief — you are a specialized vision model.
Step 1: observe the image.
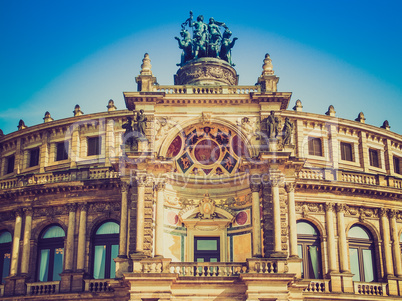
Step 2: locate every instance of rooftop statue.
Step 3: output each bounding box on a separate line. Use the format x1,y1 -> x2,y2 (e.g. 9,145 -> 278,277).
175,11 -> 237,66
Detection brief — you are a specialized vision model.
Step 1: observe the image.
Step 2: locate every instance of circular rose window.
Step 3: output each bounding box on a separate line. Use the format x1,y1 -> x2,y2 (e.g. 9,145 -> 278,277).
193,139 -> 220,165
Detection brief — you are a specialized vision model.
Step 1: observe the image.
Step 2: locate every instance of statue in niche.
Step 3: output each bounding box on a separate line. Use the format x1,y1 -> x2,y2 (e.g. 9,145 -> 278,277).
265,111 -> 280,139
176,11 -> 238,66
219,29 -> 238,66
282,117 -> 294,145
175,29 -> 193,66
136,109 -> 147,139
122,116 -> 136,148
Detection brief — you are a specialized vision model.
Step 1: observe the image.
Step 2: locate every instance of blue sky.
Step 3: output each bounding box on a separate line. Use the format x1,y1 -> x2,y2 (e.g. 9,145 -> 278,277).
1,0 -> 401,135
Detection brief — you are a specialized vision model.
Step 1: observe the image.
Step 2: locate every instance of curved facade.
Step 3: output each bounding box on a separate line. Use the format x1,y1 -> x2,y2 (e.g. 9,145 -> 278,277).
1,52 -> 402,300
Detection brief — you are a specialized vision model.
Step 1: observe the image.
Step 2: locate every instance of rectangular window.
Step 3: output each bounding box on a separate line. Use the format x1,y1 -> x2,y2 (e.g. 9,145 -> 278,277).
56,141 -> 69,161
349,247 -> 361,282
6,155 -> 15,174
308,137 -> 322,156
29,147 -> 40,167
87,137 -> 101,156
194,237 -> 220,263
340,142 -> 353,161
394,156 -> 401,174
369,149 -> 380,168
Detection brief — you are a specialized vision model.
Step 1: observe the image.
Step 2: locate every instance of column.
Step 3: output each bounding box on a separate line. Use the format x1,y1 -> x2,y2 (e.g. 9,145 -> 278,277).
272,179 -> 281,253
325,203 -> 337,273
20,208 -> 33,274
336,204 -> 349,273
119,182 -> 129,258
155,182 -> 165,257
136,182 -> 145,253
389,210 -> 402,277
64,204 -> 76,271
76,204 -> 88,271
285,183 -> 297,257
10,209 -> 22,276
380,208 -> 394,276
251,184 -> 262,257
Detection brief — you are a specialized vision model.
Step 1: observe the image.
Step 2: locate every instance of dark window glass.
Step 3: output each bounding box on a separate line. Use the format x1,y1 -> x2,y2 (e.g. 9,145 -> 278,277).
56,142 -> 69,161
194,237 -> 220,263
92,221 -> 119,279
297,221 -> 322,279
348,225 -> 376,282
29,148 -> 40,167
37,225 -> 65,282
308,138 -> 322,156
369,149 -> 380,168
6,155 -> 15,174
394,156 -> 401,174
0,231 -> 12,284
340,142 -> 353,161
87,137 -> 101,156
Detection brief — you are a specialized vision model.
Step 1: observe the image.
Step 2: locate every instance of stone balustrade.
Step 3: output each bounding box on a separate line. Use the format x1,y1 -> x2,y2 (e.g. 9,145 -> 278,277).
26,281 -> 60,295
298,169 -> 324,180
341,171 -> 377,185
354,282 -> 387,296
303,279 -> 330,293
84,279 -> 113,293
169,262 -> 248,277
154,85 -> 260,95
0,167 -> 119,190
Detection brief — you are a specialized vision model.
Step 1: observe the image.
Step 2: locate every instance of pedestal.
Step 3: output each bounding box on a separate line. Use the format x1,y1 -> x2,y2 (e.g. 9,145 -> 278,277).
4,275 -> 28,296
268,138 -> 278,152
115,256 -> 130,278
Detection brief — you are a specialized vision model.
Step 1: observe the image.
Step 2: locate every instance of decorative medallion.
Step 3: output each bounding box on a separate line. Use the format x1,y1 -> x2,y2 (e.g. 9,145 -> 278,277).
198,193 -> 216,219
235,211 -> 248,225
194,139 -> 220,165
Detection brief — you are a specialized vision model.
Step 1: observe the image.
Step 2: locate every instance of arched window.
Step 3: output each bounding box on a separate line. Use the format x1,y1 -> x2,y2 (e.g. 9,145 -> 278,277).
37,225 -> 65,282
348,225 -> 376,282
297,221 -> 322,279
92,221 -> 119,279
0,231 -> 12,284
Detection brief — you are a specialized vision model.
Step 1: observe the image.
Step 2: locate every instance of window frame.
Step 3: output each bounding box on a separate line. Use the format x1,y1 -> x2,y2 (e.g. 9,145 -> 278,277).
55,141 -> 69,161
0,231 -> 12,284
29,147 -> 40,167
340,142 -> 354,162
369,148 -> 380,168
348,225 -> 377,283
87,136 -> 102,157
36,225 -> 65,282
394,156 -> 401,175
91,221 -> 119,279
308,137 -> 323,157
194,237 -> 220,263
297,221 -> 322,279
6,155 -> 15,174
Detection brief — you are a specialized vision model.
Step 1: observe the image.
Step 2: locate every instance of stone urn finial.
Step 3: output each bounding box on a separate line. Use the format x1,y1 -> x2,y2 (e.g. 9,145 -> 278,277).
293,99 -> 303,112
43,111 -> 54,123
17,119 -> 27,130
355,112 -> 366,123
325,105 -> 336,117
73,104 -> 84,116
381,120 -> 390,130
107,99 -> 117,112
140,53 -> 152,75
262,53 -> 274,76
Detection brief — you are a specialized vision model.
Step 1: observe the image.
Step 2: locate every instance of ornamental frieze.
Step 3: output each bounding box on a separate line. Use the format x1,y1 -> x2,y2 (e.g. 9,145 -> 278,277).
295,202 -> 325,216
346,206 -> 378,220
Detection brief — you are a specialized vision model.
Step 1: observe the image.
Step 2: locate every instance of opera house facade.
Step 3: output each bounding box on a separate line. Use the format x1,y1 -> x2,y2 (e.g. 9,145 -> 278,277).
1,15 -> 402,300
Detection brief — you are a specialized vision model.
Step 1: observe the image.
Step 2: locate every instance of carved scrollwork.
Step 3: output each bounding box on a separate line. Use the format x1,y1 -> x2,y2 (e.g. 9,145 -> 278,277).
285,182 -> 296,193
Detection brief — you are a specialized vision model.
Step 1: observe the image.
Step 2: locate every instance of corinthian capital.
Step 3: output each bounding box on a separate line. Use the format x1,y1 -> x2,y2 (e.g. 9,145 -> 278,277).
335,203 -> 347,213
388,209 -> 397,219
121,181 -> 129,193
250,184 -> 260,192
324,202 -> 334,212
378,208 -> 388,217
285,182 -> 295,193
155,182 -> 166,192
